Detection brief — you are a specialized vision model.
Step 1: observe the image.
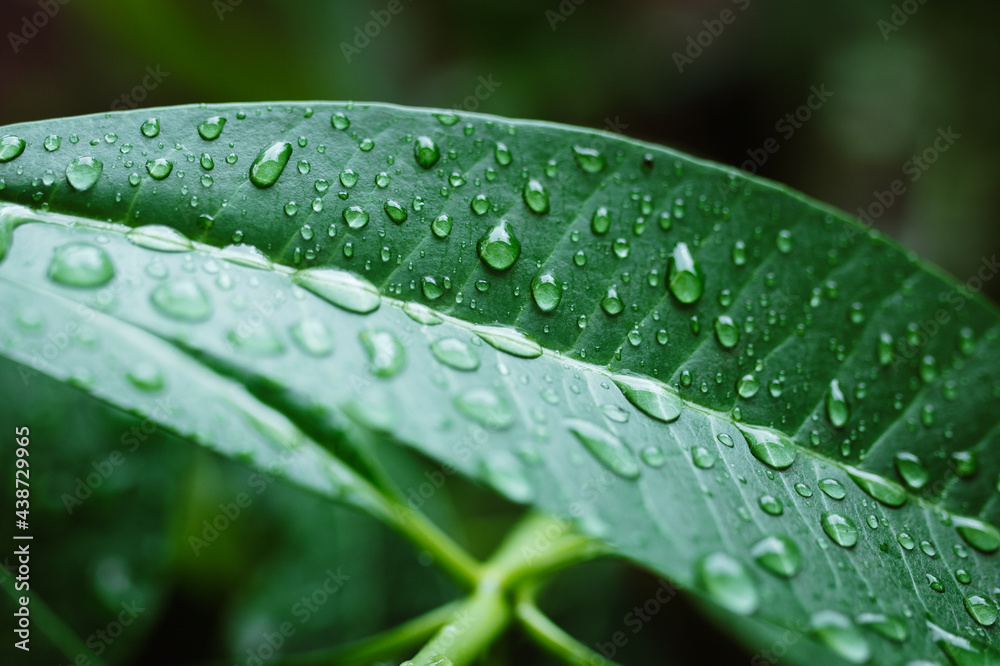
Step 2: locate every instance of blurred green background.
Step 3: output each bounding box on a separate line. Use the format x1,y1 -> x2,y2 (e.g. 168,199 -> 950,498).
2,1 -> 998,664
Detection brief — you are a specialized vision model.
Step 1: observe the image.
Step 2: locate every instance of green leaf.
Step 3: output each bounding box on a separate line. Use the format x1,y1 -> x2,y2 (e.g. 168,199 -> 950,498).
1,102 -> 998,665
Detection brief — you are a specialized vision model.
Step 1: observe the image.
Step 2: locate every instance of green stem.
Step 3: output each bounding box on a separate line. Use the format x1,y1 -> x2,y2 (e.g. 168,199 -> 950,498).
387,500 -> 483,589
403,585 -> 511,666
515,582 -> 625,666
280,601 -> 461,666
0,568 -> 109,666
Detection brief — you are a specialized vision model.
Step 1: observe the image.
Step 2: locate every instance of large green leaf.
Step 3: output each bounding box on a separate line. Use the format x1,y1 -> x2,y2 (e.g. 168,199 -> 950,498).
1,103 -> 998,665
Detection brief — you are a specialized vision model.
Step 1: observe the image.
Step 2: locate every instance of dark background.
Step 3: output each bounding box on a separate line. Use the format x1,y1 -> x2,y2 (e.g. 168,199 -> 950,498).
1,1 -> 998,664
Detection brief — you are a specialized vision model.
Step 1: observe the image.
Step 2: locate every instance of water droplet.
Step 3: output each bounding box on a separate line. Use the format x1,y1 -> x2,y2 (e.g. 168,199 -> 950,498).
951,450 -> 978,478
751,535 -> 801,578
737,374 -> 760,398
339,169 -> 358,188
954,516 -> 1000,553
612,237 -> 630,259
145,158 -> 173,180
0,135 -> 26,162
846,466 -> 907,507
714,315 -> 740,349
197,116 -> 226,140
477,219 -> 520,270
640,446 -> 665,468
430,338 -> 480,371
414,136 -> 440,169
454,388 -> 514,430
140,118 -> 160,137
758,495 -> 783,516
810,611 -> 870,664
600,286 -> 624,316
927,573 -> 945,593
691,445 -> 716,469
290,318 -> 333,357
473,326 -> 542,358
43,134 -> 61,152
65,156 -> 103,191
919,355 -> 938,384
294,268 -> 381,314
402,302 -> 443,325
431,213 -> 453,238
48,243 -> 114,288
249,141 -> 292,188
522,179 -> 550,214
775,229 -> 794,254
794,483 -> 813,497
963,594 -> 998,627
877,332 -> 894,366
737,425 -> 795,469
150,280 -> 212,322
855,612 -> 908,643
126,361 -> 164,392
530,273 -> 561,312
613,374 -> 682,423
955,569 -> 972,585
695,552 -> 759,615
384,199 -> 408,224
343,205 -> 369,229
331,112 -> 350,130
668,242 -> 703,304
818,478 -> 847,500
567,418 -> 640,480
893,452 -> 928,490
820,512 -> 859,548
228,323 -> 284,357
360,329 -> 405,378
572,145 -> 605,173
591,206 -> 611,235
826,379 -> 850,428
896,532 -> 915,550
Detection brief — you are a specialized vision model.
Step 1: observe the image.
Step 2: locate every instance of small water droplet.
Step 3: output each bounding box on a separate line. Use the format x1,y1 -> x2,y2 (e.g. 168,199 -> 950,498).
963,594 -> 998,627
810,611 -> 870,664
384,199 -> 408,224
953,516 -> 1000,553
140,118 -> 160,137
145,158 -> 173,180
572,145 -> 606,173
821,512 -> 859,548
695,552 -> 759,615
431,213 -> 453,238
818,478 -> 847,500
43,134 -> 61,152
126,361 -> 165,392
343,205 -> 370,229
751,535 -> 801,578
249,141 -> 292,188
714,315 -> 740,349
494,142 -> 512,166
150,280 -> 212,321
331,112 -> 350,130
826,379 -> 850,428
566,418 -> 639,479
530,273 -> 561,312
477,219 -> 520,271
65,156 -> 103,191
591,206 -> 611,235
430,338 -> 480,371
360,329 -> 406,378
758,495 -> 783,516
48,243 -> 114,288
600,286 -> 624,316
846,466 -> 907,507
668,242 -> 704,304
414,136 -> 440,169
197,116 -> 226,140
522,179 -> 550,214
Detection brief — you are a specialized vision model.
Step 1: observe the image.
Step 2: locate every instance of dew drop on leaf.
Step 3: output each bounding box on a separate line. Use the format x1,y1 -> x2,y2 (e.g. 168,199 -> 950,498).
473,325 -> 542,359
0,135 -> 26,162
294,268 -> 381,314
477,219 -> 520,270
454,388 -> 513,430
668,242 -> 703,304
855,612 -> 908,643
126,361 -> 165,392
750,535 -> 801,578
360,329 -> 406,378
197,116 -> 226,140
572,145 -> 605,173
714,315 -> 740,349
613,374 -> 682,423
249,141 -> 292,188
810,611 -> 870,664
384,199 -> 407,224
566,418 -> 640,480
826,379 -> 850,428
140,117 -> 160,137
530,273 -> 561,312
431,213 -> 453,238
48,243 -> 114,288
430,338 -> 480,371
963,594 -> 998,627
695,552 -> 759,615
65,156 -> 103,191
494,141 -> 512,166
414,136 -> 440,169
591,206 -> 611,235
522,179 -> 550,214
146,158 -> 173,180
331,112 -> 350,130
150,280 -> 212,322
818,478 -> 846,500
290,318 -> 333,357
845,466 -> 907,507
953,516 -> 1000,553
893,452 -> 928,490
758,495 -> 783,516
820,512 -> 859,548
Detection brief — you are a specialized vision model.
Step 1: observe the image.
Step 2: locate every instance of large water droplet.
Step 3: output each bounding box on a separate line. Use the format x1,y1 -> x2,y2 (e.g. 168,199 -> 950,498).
384,199 -> 408,224
810,611 -> 870,664
294,268 -> 381,314
855,612 -> 908,643
591,206 -> 611,235
431,213 -> 452,238
140,118 -> 160,137
572,145 -> 606,173
566,418 -> 640,479
290,318 -> 333,357
737,425 -> 796,469
963,594 -> 998,627
48,243 -> 114,288
893,452 -> 928,490
473,326 -> 542,358
522,179 -> 550,214
818,478 -> 847,500
249,141 -> 292,188
65,156 -> 103,191
430,338 -> 480,371
402,302 -> 443,326
477,219 -> 520,270
600,286 -> 623,316
758,495 -> 783,516
145,158 -> 173,180
494,141 -> 512,166
695,552 -> 759,615
613,374 -> 682,423
821,512 -> 859,548
197,116 -> 226,140
454,388 -> 513,429
360,329 -> 405,378
826,379 -> 850,428
714,315 -> 739,349
414,136 -> 440,169
668,242 -> 703,304
0,135 -> 26,162
845,466 -> 907,508
953,516 -> 1000,553
751,535 -> 801,578
150,280 -> 212,321
531,273 -> 561,312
